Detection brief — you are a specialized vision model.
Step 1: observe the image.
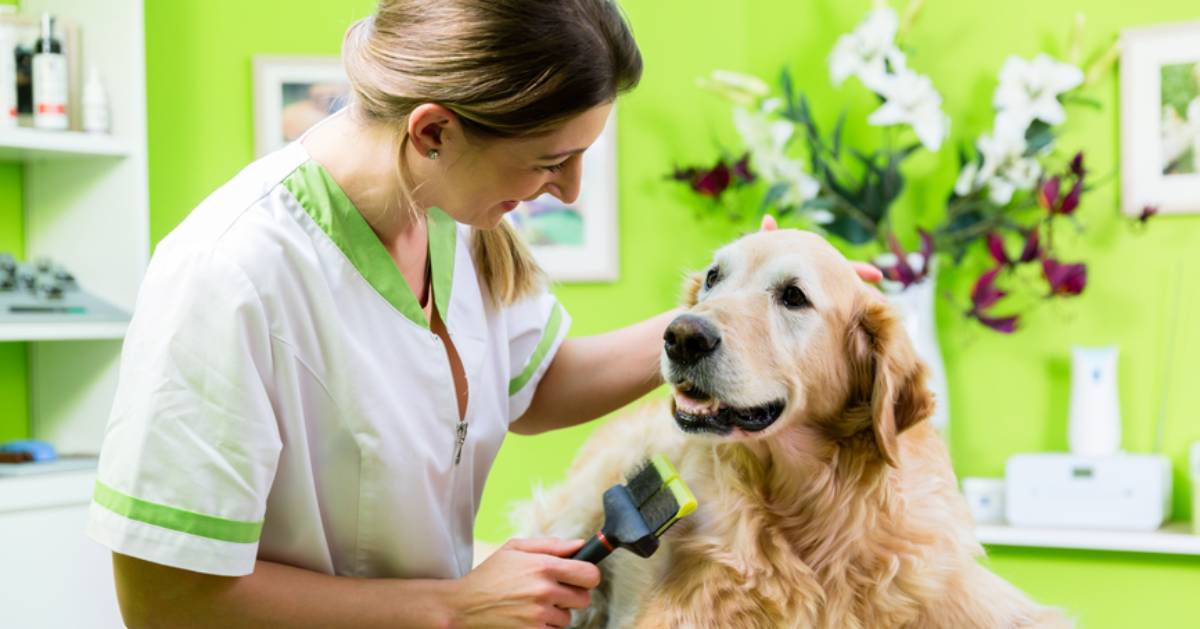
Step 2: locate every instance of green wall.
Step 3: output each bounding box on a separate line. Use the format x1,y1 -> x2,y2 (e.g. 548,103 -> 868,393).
0,0 -> 1183,626
0,0 -> 26,442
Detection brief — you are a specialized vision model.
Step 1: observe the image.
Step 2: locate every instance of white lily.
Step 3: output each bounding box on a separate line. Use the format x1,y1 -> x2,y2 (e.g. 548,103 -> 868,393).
955,161 -> 981,196
993,54 -> 1084,128
830,7 -> 907,94
733,107 -> 820,208
975,115 -> 1041,205
758,152 -> 821,208
867,69 -> 949,151
733,107 -> 793,157
698,69 -> 771,108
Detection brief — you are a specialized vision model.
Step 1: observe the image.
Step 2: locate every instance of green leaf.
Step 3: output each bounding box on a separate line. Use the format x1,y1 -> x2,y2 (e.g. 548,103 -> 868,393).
831,110 -> 847,159
761,182 -> 791,211
1024,120 -> 1055,156
825,212 -> 875,245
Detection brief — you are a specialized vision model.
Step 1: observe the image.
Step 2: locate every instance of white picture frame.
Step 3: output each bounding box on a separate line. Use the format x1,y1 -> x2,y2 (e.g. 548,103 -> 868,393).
509,108 -> 619,282
1120,22 -> 1200,215
253,56 -> 351,157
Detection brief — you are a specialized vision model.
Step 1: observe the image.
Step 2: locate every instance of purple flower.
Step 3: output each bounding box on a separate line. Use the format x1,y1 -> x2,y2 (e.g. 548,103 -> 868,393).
1138,205 -> 1159,223
1070,151 -> 1086,177
975,312 -> 1019,334
1059,179 -> 1082,215
971,268 -> 1007,312
1018,229 -> 1041,263
1038,176 -> 1061,211
1043,259 -> 1087,296
986,232 -> 1009,266
693,162 -> 732,197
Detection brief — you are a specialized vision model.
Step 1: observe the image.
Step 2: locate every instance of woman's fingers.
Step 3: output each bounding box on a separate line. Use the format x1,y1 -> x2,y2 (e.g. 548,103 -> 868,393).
853,262 -> 883,283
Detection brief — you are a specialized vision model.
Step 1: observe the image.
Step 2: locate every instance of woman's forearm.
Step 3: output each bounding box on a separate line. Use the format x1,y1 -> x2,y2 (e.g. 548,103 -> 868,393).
115,553 -> 457,629
513,308 -> 682,434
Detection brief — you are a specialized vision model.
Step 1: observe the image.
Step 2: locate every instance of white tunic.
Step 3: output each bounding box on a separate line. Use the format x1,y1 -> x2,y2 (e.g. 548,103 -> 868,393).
86,140 -> 569,578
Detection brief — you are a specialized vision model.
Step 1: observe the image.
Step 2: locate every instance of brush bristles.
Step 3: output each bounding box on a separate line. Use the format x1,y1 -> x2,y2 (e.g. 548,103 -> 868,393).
639,487 -> 681,535
625,460 -> 663,506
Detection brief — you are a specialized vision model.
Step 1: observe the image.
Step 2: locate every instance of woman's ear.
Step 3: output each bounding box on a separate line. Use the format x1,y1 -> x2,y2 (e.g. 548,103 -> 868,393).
406,103 -> 458,157
849,298 -> 936,467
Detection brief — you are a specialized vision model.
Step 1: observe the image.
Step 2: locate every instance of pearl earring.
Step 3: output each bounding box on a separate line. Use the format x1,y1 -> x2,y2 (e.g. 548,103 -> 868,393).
427,149 -> 440,160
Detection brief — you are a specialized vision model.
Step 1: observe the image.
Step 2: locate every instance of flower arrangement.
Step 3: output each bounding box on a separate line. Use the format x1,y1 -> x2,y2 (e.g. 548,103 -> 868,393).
669,1 -> 1138,332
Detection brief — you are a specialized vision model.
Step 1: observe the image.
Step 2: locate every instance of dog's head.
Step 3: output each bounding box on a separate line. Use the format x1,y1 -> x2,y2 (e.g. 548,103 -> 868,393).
662,229 -> 934,466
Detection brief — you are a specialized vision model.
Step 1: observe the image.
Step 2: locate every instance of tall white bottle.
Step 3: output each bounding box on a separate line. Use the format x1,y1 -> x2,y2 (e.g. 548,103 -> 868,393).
1067,346 -> 1122,456
32,13 -> 68,130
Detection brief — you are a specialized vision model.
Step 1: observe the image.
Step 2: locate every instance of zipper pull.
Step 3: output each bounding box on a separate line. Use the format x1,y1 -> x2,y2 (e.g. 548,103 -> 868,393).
453,421 -> 468,465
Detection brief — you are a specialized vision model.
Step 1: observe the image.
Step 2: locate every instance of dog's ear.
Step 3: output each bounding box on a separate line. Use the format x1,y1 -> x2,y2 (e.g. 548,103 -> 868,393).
681,272 -> 703,307
848,298 -> 935,467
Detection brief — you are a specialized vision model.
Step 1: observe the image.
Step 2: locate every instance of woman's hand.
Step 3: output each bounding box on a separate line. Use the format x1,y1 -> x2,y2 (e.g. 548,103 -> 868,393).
759,214 -> 882,283
450,538 -> 601,628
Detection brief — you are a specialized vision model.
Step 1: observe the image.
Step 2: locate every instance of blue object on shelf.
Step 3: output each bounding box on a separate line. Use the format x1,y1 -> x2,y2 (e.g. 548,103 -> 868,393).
0,439 -> 58,462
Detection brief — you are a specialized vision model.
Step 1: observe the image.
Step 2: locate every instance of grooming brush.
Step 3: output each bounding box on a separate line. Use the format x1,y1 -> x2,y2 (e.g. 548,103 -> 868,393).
572,454 -> 698,564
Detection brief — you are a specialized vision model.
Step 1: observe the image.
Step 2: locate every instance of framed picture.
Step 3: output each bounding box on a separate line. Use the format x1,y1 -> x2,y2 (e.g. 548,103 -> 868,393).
1120,22 -> 1200,215
509,109 -> 619,282
253,56 -> 352,157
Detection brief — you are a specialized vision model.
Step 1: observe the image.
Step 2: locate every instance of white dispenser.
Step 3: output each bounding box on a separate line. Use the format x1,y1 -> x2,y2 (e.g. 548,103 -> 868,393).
1067,346 -> 1121,456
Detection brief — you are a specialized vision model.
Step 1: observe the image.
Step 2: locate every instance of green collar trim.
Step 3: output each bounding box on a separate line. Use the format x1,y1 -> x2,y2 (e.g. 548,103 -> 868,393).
283,159 -> 456,329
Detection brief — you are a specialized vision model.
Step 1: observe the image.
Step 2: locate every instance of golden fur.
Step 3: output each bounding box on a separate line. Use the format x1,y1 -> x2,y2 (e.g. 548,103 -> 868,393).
515,230 -> 1071,628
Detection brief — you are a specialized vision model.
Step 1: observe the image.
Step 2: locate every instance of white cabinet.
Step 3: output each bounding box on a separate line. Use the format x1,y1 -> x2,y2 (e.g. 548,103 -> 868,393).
1,1 -> 148,626
0,469 -> 125,628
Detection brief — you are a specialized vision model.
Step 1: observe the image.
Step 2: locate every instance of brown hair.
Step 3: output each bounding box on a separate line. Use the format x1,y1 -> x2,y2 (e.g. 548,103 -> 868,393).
342,0 -> 642,305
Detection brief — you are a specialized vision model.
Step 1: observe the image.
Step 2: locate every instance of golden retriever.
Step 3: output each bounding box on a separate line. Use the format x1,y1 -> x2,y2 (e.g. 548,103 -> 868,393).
515,229 -> 1071,628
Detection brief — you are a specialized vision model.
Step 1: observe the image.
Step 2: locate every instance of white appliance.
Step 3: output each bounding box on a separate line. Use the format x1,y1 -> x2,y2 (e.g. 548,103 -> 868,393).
1067,346 -> 1122,456
1005,453 -> 1172,530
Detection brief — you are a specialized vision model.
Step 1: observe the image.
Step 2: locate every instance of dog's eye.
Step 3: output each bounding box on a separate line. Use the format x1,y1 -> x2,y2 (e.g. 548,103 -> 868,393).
704,266 -> 720,290
780,285 -> 810,309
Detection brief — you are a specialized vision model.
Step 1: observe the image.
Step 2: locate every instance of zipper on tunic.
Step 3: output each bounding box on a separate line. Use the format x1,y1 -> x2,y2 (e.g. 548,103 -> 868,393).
453,420 -> 468,465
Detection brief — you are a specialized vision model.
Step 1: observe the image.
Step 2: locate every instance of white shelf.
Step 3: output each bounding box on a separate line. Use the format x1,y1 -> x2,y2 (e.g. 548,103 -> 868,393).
0,127 -> 130,160
976,521 -> 1200,555
0,321 -> 128,342
0,466 -> 96,513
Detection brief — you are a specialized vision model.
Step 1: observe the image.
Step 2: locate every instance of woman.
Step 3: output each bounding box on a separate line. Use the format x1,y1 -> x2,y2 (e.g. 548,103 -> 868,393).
87,2 -> 878,627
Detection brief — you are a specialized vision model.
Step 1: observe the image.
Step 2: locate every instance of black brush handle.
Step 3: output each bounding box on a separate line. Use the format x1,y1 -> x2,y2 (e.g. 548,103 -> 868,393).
572,533 -> 613,564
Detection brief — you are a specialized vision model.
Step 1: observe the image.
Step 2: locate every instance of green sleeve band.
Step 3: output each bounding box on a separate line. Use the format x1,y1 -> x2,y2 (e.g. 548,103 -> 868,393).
93,480 -> 263,544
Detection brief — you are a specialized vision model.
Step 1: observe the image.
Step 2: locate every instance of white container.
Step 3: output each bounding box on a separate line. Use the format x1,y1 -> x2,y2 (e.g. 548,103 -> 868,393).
0,6 -> 17,127
82,65 -> 109,134
1068,346 -> 1122,456
962,477 -> 1006,524
1006,453 -> 1171,531
32,13 -> 68,130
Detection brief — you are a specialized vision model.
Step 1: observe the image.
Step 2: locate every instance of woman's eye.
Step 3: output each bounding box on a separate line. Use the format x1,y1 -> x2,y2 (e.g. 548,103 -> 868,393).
704,266 -> 720,290
780,285 -> 809,309
539,161 -> 567,173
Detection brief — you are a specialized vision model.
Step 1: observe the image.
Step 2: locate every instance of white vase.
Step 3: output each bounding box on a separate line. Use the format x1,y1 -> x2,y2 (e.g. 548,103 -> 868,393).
884,264 -> 950,434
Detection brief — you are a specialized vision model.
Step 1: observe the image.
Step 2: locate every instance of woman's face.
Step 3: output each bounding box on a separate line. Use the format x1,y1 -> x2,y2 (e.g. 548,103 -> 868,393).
438,103 -> 613,229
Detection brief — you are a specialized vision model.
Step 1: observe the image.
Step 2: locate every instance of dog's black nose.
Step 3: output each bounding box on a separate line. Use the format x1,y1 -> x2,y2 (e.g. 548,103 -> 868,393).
664,314 -> 721,365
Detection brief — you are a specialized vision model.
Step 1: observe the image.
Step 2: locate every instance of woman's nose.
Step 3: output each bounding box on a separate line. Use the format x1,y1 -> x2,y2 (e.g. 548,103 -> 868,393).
548,156 -> 583,204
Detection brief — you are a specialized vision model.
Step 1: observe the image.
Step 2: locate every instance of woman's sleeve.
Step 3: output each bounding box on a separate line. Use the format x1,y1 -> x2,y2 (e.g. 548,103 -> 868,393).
504,288 -> 571,424
86,247 -> 281,577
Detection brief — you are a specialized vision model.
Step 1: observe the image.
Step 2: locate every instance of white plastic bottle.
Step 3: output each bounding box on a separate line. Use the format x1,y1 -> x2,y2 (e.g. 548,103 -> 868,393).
32,13 -> 68,130
82,65 -> 109,134
0,6 -> 17,128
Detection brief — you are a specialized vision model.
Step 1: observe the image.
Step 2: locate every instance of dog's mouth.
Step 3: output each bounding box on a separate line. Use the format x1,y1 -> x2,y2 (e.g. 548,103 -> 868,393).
670,381 -> 786,435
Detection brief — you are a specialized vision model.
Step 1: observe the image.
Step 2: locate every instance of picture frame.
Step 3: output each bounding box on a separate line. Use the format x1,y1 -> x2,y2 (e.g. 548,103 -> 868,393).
253,56 -> 351,157
509,108 -> 619,282
1120,22 -> 1200,215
